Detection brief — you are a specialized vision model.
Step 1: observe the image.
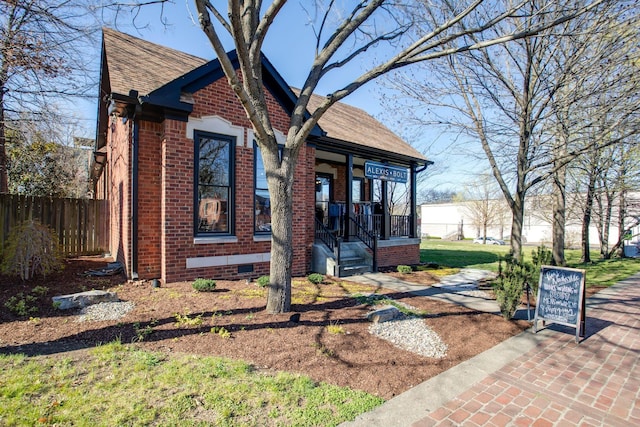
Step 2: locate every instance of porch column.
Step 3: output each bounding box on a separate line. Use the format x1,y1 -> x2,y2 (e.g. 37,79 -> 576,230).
344,153 -> 353,242
410,162 -> 417,238
381,179 -> 390,240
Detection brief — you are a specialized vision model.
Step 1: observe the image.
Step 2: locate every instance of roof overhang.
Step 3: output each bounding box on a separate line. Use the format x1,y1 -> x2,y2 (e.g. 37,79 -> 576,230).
312,135 -> 431,168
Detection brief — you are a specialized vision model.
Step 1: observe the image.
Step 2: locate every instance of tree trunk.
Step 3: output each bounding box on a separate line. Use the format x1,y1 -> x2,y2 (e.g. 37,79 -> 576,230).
509,191 -> 525,258
551,154 -> 567,266
0,88 -> 8,193
600,193 -> 613,259
581,172 -> 596,263
264,144 -> 296,314
612,187 -> 627,258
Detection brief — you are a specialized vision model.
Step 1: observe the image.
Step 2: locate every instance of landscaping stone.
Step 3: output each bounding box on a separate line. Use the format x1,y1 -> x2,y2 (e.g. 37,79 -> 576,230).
367,305 -> 401,323
52,290 -> 120,310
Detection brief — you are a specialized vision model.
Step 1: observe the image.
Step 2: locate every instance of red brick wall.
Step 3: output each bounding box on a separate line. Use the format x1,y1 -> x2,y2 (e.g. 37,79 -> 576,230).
334,164 -> 347,202
294,144 -> 315,276
137,121 -> 163,278
316,161 -> 372,204
377,243 -> 420,267
106,119 -> 132,274
131,74 -> 315,283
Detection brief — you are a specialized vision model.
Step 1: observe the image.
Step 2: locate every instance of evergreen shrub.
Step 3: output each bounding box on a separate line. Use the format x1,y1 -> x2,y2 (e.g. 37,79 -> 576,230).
397,265 -> 413,274
494,254 -> 533,320
256,276 -> 270,287
307,273 -> 324,284
192,278 -> 217,292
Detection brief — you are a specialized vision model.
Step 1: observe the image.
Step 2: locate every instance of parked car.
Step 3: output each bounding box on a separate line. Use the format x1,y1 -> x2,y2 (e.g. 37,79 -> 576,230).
473,236 -> 506,245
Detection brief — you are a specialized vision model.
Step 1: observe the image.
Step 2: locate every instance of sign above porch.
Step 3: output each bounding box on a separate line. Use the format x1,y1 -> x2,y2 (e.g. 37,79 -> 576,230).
364,161 -> 408,183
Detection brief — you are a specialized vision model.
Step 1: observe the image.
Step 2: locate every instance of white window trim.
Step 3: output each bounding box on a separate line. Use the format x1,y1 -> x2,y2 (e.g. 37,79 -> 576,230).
187,115 -> 245,147
247,128 -> 286,146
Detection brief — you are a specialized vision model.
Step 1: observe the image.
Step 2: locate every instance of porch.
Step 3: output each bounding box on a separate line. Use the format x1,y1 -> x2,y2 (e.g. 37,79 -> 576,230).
312,149 -> 424,277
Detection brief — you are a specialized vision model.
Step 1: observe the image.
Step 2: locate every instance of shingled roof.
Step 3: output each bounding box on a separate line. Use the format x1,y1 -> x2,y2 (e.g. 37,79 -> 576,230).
101,28 -> 426,163
103,28 -> 207,96
301,91 -> 425,161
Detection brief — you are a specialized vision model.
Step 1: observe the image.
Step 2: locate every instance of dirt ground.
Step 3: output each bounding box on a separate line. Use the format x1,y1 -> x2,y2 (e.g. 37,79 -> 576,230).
0,256 -> 536,399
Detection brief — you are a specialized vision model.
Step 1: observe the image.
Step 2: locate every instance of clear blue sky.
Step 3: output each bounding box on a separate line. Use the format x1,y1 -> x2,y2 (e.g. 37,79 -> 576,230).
79,2 -> 484,191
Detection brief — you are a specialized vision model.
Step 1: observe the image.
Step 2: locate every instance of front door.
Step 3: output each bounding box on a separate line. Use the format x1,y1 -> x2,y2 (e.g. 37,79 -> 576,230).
315,174 -> 332,227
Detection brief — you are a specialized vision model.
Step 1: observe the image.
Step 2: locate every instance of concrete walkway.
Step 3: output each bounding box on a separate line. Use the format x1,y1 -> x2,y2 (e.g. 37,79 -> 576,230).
342,269 -> 506,315
341,272 -> 640,426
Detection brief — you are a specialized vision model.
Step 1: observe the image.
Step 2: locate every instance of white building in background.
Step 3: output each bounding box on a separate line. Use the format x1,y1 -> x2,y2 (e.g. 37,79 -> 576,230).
420,195 -> 640,252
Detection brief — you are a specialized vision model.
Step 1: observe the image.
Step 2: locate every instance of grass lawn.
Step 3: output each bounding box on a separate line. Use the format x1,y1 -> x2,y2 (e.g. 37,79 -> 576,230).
0,340 -> 383,426
420,239 -> 640,288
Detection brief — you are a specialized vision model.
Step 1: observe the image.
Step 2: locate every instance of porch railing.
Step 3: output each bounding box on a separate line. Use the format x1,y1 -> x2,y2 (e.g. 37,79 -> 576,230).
321,212 -> 413,239
315,217 -> 341,269
391,215 -> 412,237
353,214 -> 412,238
349,216 -> 378,271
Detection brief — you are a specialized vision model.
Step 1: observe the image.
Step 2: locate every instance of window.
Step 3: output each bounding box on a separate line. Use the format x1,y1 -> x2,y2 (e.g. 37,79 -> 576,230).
254,144 -> 271,233
352,177 -> 364,203
315,173 -> 332,227
254,143 -> 285,233
195,131 -> 234,235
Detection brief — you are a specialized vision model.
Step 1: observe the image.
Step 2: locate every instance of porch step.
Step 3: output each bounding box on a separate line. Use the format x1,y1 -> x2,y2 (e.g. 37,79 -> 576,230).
339,255 -> 372,277
311,241 -> 373,277
340,263 -> 372,277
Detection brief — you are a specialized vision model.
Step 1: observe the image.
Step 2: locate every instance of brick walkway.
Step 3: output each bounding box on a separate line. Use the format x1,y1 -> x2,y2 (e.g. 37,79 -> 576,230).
412,277 -> 640,427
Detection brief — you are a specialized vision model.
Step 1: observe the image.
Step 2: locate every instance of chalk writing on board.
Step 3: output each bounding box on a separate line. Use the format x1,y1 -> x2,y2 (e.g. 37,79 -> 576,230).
534,266 -> 586,342
537,268 -> 583,325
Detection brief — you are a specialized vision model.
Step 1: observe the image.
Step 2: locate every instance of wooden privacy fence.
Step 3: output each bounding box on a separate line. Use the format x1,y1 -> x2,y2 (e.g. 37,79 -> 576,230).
0,194 -> 109,256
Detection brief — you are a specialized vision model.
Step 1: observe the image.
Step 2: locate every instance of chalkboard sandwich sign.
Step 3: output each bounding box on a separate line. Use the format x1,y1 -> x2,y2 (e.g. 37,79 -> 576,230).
534,266 -> 586,343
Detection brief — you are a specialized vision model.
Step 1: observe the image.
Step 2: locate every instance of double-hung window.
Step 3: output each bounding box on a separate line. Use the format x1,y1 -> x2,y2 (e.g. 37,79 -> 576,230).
254,143 -> 271,234
195,131 -> 234,235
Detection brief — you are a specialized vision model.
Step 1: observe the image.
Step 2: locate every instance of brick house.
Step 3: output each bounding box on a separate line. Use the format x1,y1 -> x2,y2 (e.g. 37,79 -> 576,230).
92,28 -> 430,284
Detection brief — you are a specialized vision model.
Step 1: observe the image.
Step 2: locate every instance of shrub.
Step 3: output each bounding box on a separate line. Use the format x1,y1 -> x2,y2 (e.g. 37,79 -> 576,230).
494,254 -> 533,320
192,278 -> 216,292
397,265 -> 413,274
530,245 -> 553,296
307,273 -> 324,284
256,276 -> 270,287
4,293 -> 38,316
1,220 -> 62,280
31,285 -> 49,297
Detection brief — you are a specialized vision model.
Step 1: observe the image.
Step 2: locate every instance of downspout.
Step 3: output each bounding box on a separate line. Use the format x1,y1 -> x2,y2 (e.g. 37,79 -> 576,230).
130,115 -> 139,280
412,161 -> 433,238
410,163 -> 418,238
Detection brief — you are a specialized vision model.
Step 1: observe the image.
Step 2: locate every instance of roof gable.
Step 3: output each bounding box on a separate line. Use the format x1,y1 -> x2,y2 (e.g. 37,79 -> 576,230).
99,28 -> 427,164
102,28 -> 207,97
143,50 -> 322,136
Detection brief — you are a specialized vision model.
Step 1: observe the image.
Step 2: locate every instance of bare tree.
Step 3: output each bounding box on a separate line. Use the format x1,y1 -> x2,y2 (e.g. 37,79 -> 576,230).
6,118 -> 91,198
557,10 -> 640,262
460,174 -> 504,241
592,141 -> 640,259
0,0 -> 98,193
548,3 -> 640,264
382,0 -> 634,261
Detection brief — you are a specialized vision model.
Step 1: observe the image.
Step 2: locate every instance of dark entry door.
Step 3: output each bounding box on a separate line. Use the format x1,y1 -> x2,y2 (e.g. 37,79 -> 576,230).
315,174 -> 332,227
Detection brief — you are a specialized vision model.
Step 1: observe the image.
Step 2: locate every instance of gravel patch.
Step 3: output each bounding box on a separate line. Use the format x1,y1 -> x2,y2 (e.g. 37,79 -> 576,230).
75,301 -> 135,322
369,315 -> 448,359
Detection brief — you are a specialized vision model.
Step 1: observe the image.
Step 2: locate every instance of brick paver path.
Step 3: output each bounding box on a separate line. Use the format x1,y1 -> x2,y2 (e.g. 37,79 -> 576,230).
413,278 -> 640,427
